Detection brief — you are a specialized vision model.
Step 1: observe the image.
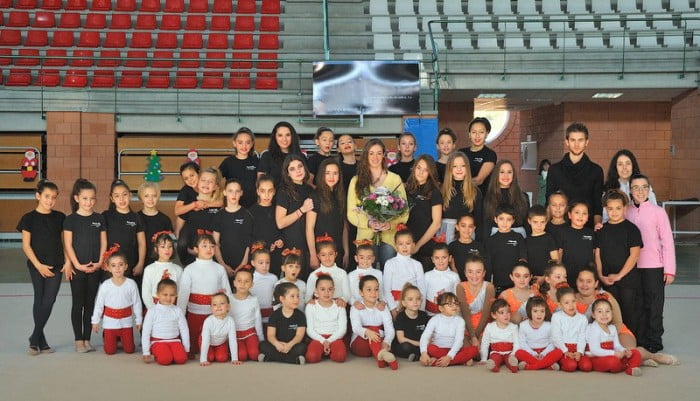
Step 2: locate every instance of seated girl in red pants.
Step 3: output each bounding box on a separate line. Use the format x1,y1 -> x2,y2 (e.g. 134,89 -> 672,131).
142,279 -> 189,365
586,298 -> 642,376
551,286 -> 593,372
419,292 -> 479,367
230,269 -> 264,362
199,293 -> 241,366
91,247 -> 143,355
350,275 -> 398,370
515,297 -> 563,370
305,274 -> 347,363
480,299 -> 519,373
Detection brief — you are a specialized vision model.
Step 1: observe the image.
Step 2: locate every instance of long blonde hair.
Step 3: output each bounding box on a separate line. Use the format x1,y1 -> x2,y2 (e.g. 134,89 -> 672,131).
441,152 -> 477,210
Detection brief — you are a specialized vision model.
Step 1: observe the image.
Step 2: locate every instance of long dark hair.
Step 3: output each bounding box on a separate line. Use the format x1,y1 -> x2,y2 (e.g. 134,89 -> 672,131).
484,160 -> 528,226
280,154 -> 310,202
268,121 -> 302,160
70,178 -> 97,212
406,154 -> 440,198
604,149 -> 642,190
108,179 -> 132,212
315,158 -> 345,216
354,138 -> 387,196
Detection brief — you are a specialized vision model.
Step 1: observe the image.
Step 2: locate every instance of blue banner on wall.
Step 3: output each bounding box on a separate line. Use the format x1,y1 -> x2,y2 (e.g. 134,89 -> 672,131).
404,117 -> 438,159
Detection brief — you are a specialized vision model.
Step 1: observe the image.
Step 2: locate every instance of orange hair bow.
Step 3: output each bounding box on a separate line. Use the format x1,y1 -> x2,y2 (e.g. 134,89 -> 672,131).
196,229 -> 213,236
151,230 -> 174,243
555,282 -> 570,289
595,292 -> 610,301
250,242 -> 265,254
102,243 -> 121,268
315,233 -> 334,243
432,232 -> 446,244
353,239 -> 373,247
282,248 -> 302,257
395,223 -> 409,232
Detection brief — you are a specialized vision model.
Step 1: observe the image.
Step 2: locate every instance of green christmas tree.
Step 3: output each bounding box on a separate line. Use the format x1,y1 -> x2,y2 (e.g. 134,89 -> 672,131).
144,149 -> 163,182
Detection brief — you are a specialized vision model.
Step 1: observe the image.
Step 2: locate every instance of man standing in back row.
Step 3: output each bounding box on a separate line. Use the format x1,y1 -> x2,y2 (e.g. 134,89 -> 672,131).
546,122 -> 604,228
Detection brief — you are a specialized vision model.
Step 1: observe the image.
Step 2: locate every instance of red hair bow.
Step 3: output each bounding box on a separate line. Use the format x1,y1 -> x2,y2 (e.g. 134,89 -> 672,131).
353,239 -> 373,247
432,232 -> 446,244
395,223 -> 409,232
102,243 -> 121,268
595,292 -> 610,301
196,229 -> 213,236
555,282 -> 570,289
315,233 -> 334,243
250,242 -> 265,254
282,248 -> 301,256
151,230 -> 174,243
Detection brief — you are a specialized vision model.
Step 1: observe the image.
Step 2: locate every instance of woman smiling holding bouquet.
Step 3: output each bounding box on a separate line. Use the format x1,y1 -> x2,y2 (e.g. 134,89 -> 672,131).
347,139 -> 409,269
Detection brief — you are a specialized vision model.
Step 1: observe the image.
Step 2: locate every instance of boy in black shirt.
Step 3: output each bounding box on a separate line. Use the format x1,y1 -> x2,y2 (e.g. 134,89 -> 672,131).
485,206 -> 527,295
525,205 -> 558,278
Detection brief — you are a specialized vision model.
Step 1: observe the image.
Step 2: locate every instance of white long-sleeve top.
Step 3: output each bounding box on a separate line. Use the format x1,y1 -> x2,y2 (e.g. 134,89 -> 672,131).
230,294 -> 264,341
480,321 -> 520,361
349,301 -> 395,345
348,267 -> 383,306
251,271 -> 277,321
141,303 -> 190,355
383,253 -> 426,311
305,264 -> 352,303
305,301 -> 347,343
585,322 -> 625,357
91,278 -> 143,329
274,278 -> 307,311
424,268 -> 460,315
551,311 -> 588,354
177,258 -> 233,315
518,321 -> 555,357
200,314 -> 239,363
141,261 -> 183,310
419,314 -> 465,358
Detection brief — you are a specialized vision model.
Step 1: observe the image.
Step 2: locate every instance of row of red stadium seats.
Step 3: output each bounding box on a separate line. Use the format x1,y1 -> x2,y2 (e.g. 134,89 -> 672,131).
0,0 -> 281,14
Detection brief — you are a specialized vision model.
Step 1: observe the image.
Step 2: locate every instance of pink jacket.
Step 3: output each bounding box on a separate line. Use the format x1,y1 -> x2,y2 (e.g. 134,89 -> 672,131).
625,201 -> 676,276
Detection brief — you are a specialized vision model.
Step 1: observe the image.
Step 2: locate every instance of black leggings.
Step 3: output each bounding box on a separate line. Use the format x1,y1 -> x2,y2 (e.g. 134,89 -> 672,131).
27,262 -> 62,347
259,341 -> 307,364
69,270 -> 101,341
392,340 -> 420,359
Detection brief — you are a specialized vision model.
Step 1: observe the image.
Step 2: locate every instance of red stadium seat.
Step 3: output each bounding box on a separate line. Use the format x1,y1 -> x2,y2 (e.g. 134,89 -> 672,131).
255,75 -> 278,90
58,13 -> 81,28
139,0 -> 160,12
210,16 -> 231,31
0,0 -> 9,7
91,70 -> 115,87
91,0 -> 112,11
204,51 -> 227,69
207,33 -> 228,49
97,49 -> 121,67
78,31 -> 101,47
70,49 -> 94,67
188,0 -> 208,12
110,14 -> 132,29
164,0 -> 184,12
85,13 -> 106,29
235,16 -> 255,31
201,72 -> 224,89
125,50 -> 147,67
37,69 -> 60,87
16,0 -> 38,9
237,0 -> 256,14
40,0 -> 63,10
16,49 -> 40,66
65,0 -> 87,10
182,33 -> 203,49
0,48 -> 13,66
213,0 -> 233,13
0,30 -> 22,46
63,69 -> 88,87
260,16 -> 280,32
0,11 -> 3,26
115,0 -> 135,11
136,14 -> 157,30
25,30 -> 49,46
156,33 -> 177,49
228,72 -> 251,89
43,49 -> 67,66
259,34 -> 279,50
118,71 -> 143,88
51,31 -> 75,47
185,15 -> 206,30
178,51 -> 200,68
33,11 -> 56,28
261,0 -> 281,14
232,52 -> 252,68
174,71 -> 197,88
131,32 -> 153,48
233,34 -> 254,49
257,52 -> 278,69
146,71 -> 170,88
8,12 -> 30,27
152,50 -> 174,68
161,14 -> 182,30
104,32 -> 126,48
6,69 -> 33,86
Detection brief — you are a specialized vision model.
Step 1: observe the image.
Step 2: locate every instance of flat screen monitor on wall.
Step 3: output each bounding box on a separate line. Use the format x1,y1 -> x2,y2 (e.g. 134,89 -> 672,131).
312,61 -> 420,116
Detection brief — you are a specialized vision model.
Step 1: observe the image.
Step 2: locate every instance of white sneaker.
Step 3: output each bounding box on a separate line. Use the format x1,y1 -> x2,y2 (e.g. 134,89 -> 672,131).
297,356 -> 306,365
257,353 -> 266,362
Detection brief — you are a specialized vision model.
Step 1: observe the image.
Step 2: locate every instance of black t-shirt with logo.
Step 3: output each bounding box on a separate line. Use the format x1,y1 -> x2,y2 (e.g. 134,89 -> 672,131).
559,225 -> 596,287
485,231 -> 527,288
219,154 -> 259,208
525,233 -> 558,277
393,309 -> 430,342
268,308 -> 307,343
63,212 -> 107,265
595,220 -> 643,289
103,210 -> 145,269
214,207 -> 254,268
17,210 -> 66,266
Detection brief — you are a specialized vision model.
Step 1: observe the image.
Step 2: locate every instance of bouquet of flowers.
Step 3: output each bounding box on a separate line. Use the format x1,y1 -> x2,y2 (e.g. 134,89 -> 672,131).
359,184 -> 410,245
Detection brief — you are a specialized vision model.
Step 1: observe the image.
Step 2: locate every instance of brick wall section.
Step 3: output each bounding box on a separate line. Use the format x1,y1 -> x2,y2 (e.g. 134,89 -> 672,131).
438,101 -> 474,149
670,90 -> 700,231
519,104 -> 565,201
46,112 -> 115,214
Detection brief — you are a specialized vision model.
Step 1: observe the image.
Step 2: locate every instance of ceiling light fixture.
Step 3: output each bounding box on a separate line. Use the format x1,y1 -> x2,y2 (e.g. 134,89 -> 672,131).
592,93 -> 623,99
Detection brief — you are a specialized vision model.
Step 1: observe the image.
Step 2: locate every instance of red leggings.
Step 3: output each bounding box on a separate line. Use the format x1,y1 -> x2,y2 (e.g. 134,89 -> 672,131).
186,312 -> 209,354
591,349 -> 642,375
559,354 -> 593,372
488,352 -> 517,372
103,328 -> 134,355
306,338 -> 347,363
151,341 -> 187,365
427,344 -> 479,366
350,337 -> 384,358
198,337 -> 231,363
515,349 -> 564,370
236,335 -> 259,361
